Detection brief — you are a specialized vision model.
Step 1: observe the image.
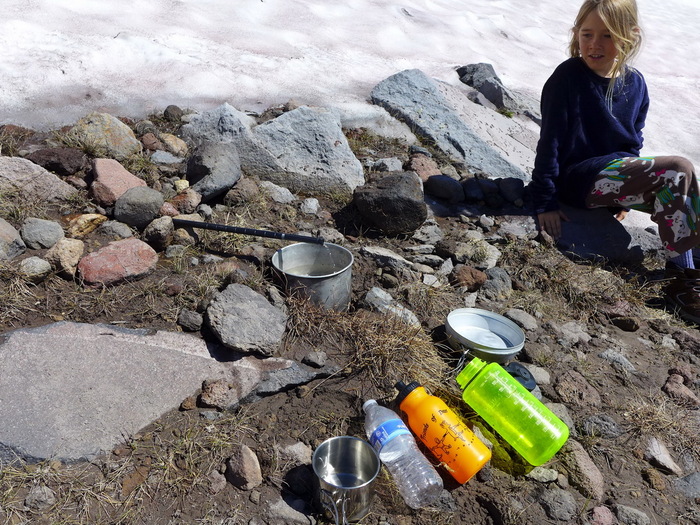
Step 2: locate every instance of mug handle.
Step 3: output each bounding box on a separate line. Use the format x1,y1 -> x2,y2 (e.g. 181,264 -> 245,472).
319,488 -> 350,525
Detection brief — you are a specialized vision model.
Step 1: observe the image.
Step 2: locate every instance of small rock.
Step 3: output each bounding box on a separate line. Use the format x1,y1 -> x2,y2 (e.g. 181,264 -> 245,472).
302,351 -> 327,368
641,467 -> 667,490
588,506 -> 616,525
644,436 -> 683,476
20,217 -> 64,249
199,378 -> 233,410
179,396 -> 197,411
538,486 -> 577,521
77,237 -> 158,286
65,213 -> 108,238
24,484 -> 56,511
555,370 -> 602,407
615,504 -> 650,525
225,444 -> 263,490
178,309 -> 204,332
45,237 -> 84,277
662,374 -> 700,407
505,308 -> 538,331
19,256 -> 52,283
208,470 -> 228,495
599,349 -> 636,373
581,414 -> 622,439
560,440 -> 605,500
674,472 -> 700,498
527,466 -> 559,483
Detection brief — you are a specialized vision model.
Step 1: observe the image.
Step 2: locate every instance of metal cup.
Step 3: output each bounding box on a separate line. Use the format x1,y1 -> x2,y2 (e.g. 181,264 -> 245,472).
312,436 -> 380,525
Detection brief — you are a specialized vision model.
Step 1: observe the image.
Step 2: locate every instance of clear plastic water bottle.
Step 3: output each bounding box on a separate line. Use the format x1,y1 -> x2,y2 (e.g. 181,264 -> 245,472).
362,399 -> 443,509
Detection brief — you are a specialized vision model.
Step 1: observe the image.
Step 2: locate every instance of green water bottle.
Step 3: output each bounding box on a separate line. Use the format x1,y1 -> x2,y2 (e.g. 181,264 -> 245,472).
456,357 -> 569,466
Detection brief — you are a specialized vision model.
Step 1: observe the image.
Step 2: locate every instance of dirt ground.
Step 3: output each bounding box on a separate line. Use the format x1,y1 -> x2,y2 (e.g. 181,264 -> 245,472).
1,120 -> 699,525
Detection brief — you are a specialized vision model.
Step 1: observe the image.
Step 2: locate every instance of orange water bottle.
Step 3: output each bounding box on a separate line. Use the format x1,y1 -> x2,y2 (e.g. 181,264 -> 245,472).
395,381 -> 491,484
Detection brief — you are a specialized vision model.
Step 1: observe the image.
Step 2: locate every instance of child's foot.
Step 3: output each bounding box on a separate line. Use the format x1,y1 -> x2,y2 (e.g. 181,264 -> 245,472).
666,276 -> 700,325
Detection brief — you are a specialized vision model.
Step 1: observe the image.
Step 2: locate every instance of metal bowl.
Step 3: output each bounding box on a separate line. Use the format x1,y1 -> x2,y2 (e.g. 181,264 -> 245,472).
445,308 -> 525,363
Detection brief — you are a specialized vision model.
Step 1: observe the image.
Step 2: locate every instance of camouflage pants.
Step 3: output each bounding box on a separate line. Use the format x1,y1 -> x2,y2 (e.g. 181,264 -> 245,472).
584,156 -> 700,257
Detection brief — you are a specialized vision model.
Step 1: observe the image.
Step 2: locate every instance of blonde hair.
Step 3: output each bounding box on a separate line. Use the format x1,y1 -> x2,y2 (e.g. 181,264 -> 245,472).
569,0 -> 643,107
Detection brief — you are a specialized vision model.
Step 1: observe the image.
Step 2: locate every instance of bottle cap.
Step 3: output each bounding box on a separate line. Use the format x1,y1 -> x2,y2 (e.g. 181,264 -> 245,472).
394,380 -> 421,407
362,399 -> 378,413
504,361 -> 537,391
455,356 -> 487,389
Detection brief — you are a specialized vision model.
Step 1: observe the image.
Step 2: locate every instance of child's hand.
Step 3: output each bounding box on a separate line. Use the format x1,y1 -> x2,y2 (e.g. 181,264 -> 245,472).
614,209 -> 628,221
537,210 -> 569,240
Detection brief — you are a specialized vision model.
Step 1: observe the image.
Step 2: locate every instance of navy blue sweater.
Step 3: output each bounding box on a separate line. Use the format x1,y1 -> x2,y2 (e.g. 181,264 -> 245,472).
531,57 -> 649,214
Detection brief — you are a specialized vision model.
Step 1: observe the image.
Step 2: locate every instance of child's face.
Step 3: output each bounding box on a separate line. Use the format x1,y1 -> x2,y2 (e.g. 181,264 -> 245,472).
577,9 -> 618,77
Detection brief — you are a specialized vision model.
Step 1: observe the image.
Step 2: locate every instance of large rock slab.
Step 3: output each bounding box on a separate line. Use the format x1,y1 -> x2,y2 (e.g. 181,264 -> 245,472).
182,103 -> 365,195
370,69 -> 528,181
0,322 -> 234,463
0,156 -> 78,202
252,105 -> 365,195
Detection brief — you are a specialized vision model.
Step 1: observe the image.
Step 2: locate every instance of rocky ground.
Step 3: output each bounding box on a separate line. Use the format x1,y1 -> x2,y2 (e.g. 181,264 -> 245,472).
0,103 -> 699,525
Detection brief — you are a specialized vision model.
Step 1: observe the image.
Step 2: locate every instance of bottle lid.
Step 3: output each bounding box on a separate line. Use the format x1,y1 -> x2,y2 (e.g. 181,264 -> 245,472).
455,356 -> 487,389
394,380 -> 421,407
362,399 -> 378,413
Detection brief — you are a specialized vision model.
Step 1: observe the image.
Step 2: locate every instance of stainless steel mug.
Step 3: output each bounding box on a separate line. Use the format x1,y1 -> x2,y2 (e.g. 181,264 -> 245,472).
312,436 -> 380,524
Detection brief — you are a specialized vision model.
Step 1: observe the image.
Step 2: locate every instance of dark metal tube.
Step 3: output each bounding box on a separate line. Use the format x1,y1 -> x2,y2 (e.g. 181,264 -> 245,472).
172,218 -> 325,245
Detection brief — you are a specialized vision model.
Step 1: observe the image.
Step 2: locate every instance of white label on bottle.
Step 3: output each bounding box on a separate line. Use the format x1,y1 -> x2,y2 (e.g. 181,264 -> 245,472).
369,419 -> 411,452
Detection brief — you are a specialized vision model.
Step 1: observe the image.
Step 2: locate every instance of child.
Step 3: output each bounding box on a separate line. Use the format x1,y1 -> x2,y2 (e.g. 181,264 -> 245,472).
531,0 -> 700,323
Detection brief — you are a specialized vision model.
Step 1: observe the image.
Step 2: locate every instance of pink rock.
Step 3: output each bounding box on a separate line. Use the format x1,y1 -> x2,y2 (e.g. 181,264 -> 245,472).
77,238 -> 158,286
662,374 -> 700,407
407,153 -> 441,182
160,202 -> 180,217
168,189 -> 202,214
561,440 -> 605,500
589,506 -> 616,525
90,158 -> 147,206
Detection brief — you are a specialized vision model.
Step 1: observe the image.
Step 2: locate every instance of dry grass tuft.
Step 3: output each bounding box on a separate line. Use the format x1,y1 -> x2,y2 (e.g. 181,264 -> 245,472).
0,409 -> 255,524
500,240 -> 663,321
622,390 -> 700,461
0,261 -> 37,328
286,298 -> 453,400
0,126 -> 32,156
120,153 -> 160,186
0,187 -> 52,224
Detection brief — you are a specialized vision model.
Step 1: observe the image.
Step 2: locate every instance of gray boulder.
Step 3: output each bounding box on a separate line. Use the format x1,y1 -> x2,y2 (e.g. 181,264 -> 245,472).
186,140 -> 242,202
114,186 -> 165,230
0,218 -> 26,261
252,105 -> 365,195
0,322 -> 235,463
206,284 -> 287,356
181,103 -> 280,175
353,172 -> 427,235
370,69 -> 528,181
457,63 -> 541,123
182,103 -> 364,196
20,218 -> 64,249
